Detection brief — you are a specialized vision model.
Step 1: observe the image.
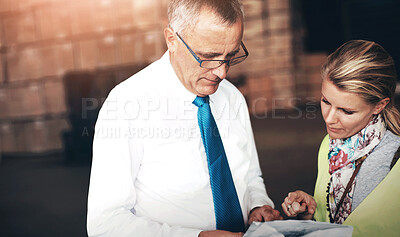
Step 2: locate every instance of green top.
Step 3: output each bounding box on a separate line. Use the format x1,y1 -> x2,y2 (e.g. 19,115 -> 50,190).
313,135 -> 400,237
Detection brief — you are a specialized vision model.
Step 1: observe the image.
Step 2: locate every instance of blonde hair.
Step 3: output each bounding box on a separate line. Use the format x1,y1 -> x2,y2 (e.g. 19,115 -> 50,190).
167,0 -> 244,36
321,40 -> 400,135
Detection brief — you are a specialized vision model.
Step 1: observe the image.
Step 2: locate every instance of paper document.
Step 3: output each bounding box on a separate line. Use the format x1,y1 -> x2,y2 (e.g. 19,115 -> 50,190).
243,220 -> 353,237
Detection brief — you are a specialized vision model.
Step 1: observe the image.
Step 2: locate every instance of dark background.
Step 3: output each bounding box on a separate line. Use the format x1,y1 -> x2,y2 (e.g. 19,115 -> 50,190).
300,0 -> 400,70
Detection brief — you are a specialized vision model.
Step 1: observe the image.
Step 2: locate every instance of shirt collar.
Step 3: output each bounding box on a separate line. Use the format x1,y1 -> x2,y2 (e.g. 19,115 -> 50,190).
160,51 -> 197,105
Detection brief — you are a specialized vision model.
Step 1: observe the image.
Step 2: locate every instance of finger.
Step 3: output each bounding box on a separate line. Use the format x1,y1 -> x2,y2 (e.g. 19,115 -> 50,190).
292,202 -> 306,214
284,196 -> 293,206
248,215 -> 260,224
281,202 -> 291,216
308,207 -> 315,215
261,209 -> 275,221
300,202 -> 309,214
272,209 -> 283,220
287,192 -> 297,203
273,209 -> 280,217
248,212 -> 261,224
274,212 -> 284,220
306,198 -> 317,214
290,191 -> 306,204
248,216 -> 254,225
307,204 -> 316,215
287,201 -> 304,216
287,202 -> 297,216
294,191 -> 311,203
282,202 -> 296,217
298,194 -> 315,215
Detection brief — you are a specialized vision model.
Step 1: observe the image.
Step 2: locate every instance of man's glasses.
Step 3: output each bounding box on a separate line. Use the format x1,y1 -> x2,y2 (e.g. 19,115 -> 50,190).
176,32 -> 249,69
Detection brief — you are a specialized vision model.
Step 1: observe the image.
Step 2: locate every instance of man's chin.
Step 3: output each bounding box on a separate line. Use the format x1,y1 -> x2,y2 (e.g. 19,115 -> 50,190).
196,85 -> 220,97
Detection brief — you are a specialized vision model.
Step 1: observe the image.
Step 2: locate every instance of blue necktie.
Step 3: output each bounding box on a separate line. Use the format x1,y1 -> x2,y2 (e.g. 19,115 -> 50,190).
193,96 -> 245,232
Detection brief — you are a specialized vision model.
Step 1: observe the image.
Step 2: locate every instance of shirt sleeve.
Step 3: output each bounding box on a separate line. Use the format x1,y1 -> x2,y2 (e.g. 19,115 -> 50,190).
240,95 -> 275,211
86,90 -> 202,237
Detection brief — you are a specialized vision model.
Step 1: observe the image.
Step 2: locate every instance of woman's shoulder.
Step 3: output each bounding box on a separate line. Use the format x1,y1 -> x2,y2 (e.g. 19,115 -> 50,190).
317,134 -> 330,164
318,134 -> 330,152
382,130 -> 400,168
376,130 -> 400,151
369,130 -> 400,168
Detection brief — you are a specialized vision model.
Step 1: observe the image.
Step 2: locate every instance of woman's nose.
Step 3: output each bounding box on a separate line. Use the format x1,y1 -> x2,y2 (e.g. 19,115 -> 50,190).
324,108 -> 337,124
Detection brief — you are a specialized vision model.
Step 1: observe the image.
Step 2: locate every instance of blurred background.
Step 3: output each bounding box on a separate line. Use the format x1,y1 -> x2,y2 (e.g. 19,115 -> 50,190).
0,0 -> 399,236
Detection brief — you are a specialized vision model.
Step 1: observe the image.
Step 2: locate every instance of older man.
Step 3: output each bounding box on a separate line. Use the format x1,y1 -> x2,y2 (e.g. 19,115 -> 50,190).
87,0 -> 281,236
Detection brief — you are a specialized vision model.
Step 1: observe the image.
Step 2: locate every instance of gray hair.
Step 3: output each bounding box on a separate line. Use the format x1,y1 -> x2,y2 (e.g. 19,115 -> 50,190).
168,0 -> 244,35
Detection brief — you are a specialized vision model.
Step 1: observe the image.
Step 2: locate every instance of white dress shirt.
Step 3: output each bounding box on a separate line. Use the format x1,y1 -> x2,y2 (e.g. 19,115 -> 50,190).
87,52 -> 274,237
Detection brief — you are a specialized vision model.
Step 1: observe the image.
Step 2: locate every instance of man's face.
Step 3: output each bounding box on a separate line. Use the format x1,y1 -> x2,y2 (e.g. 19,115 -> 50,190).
169,10 -> 243,97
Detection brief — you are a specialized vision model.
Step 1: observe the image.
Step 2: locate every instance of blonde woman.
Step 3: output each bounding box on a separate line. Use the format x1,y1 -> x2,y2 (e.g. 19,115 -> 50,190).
282,40 -> 400,237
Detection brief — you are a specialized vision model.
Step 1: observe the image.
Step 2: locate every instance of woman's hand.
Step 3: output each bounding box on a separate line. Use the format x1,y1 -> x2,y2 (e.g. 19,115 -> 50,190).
281,190 -> 316,220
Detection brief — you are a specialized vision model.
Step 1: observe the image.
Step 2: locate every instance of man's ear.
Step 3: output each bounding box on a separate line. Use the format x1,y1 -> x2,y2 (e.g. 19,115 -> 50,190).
373,98 -> 390,114
164,28 -> 178,53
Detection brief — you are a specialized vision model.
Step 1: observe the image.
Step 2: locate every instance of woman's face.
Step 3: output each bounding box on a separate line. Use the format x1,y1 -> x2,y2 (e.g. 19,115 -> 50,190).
321,79 -> 382,139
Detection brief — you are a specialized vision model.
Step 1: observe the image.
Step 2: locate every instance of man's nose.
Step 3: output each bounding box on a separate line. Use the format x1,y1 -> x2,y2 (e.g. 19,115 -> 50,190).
211,62 -> 229,79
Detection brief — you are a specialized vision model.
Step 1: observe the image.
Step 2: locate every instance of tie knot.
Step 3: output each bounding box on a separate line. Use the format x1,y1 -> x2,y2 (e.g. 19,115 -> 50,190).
193,96 -> 209,107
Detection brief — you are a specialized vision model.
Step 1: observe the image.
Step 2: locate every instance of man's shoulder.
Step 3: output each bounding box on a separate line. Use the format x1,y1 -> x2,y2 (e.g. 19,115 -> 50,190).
109,57 -> 164,97
220,79 -> 240,91
211,80 -> 248,118
217,79 -> 245,100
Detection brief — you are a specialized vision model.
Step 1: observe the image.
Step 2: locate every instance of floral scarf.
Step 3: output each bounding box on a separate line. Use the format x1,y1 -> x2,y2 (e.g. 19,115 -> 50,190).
327,114 -> 386,224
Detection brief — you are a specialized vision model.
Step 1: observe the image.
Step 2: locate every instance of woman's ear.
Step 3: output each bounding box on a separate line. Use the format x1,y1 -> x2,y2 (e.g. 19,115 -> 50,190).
373,98 -> 390,114
164,28 -> 178,53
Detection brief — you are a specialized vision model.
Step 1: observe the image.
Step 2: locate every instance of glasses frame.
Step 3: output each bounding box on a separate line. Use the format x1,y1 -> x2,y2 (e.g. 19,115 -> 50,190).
175,32 -> 249,69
